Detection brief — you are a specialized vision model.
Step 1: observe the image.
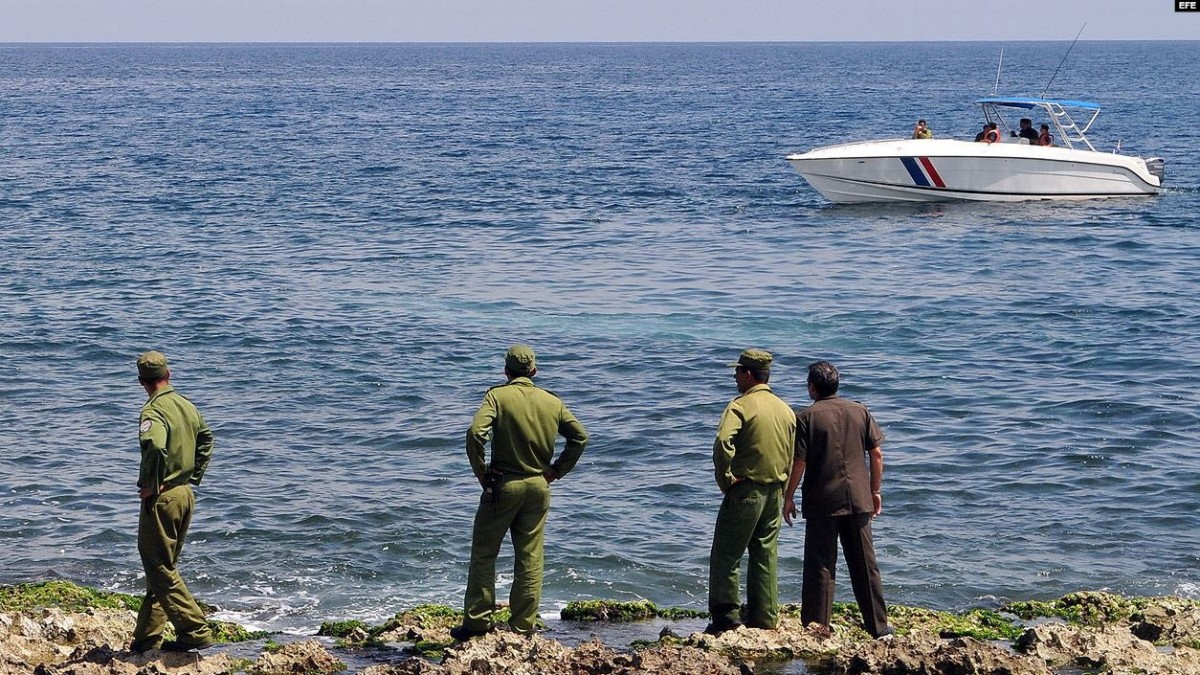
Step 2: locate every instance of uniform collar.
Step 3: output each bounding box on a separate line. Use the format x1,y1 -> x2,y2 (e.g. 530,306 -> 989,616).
146,384 -> 175,403
507,377 -> 535,387
742,383 -> 773,396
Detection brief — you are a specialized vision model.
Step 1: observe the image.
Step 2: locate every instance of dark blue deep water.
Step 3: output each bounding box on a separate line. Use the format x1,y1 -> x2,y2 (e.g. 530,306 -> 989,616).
1,42 -> 1198,635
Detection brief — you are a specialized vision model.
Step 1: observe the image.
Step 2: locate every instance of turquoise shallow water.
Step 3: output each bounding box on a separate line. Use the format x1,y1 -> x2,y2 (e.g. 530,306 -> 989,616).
1,41 -> 1198,634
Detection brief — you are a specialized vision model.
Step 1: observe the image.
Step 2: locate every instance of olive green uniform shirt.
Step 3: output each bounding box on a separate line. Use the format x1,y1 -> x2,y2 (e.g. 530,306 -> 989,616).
138,385 -> 214,491
713,383 -> 796,492
467,377 -> 588,480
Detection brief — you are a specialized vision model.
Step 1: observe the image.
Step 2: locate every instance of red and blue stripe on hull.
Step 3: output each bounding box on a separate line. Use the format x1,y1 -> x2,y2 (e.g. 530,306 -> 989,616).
900,156 -> 946,188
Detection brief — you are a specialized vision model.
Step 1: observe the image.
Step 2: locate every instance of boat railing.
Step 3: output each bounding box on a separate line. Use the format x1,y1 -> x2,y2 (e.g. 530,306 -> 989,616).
1044,101 -> 1098,152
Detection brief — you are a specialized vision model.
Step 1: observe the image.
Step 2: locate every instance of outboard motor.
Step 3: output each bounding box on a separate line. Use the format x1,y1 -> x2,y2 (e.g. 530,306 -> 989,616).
1145,157 -> 1165,184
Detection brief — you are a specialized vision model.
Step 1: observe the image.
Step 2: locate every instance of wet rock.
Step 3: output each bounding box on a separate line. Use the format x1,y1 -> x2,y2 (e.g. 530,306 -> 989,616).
838,629 -> 1052,675
30,645 -> 238,675
362,630 -> 745,675
684,616 -> 842,662
619,644 -> 746,675
249,639 -> 344,675
1015,622 -> 1200,674
372,605 -> 462,644
1133,603 -> 1200,646
1,608 -> 137,670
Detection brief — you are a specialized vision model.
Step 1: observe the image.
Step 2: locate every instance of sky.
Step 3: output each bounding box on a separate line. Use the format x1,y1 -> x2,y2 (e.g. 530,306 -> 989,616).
0,0 -> 1195,42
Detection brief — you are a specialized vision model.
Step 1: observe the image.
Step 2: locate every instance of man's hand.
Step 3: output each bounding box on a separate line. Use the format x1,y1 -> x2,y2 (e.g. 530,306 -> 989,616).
872,492 -> 882,517
783,495 -> 798,526
138,486 -> 155,500
721,476 -> 746,495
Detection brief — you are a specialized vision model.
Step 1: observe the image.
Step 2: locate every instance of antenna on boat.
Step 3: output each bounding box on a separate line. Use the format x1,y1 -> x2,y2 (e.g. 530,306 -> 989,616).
993,48 -> 1003,95
1041,23 -> 1086,99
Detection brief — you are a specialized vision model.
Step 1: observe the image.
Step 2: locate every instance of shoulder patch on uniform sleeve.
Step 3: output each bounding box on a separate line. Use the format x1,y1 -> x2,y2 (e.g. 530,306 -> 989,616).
140,420 -> 153,433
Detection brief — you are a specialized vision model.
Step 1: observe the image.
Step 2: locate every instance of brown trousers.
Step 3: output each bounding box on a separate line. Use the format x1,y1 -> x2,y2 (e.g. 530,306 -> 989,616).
801,513 -> 889,637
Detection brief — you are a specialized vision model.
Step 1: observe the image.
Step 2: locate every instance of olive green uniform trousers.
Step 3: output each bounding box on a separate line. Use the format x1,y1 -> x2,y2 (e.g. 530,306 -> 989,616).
463,475 -> 551,633
131,485 -> 212,648
708,481 -> 784,629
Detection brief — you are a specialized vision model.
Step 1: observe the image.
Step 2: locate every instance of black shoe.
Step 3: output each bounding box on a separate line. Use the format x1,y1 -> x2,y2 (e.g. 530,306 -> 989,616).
703,619 -> 743,636
449,624 -> 490,642
129,638 -> 162,654
161,637 -> 216,652
873,625 -> 896,640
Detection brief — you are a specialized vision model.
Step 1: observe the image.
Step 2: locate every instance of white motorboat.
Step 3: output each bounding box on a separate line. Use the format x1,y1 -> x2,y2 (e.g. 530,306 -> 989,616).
785,97 -> 1164,204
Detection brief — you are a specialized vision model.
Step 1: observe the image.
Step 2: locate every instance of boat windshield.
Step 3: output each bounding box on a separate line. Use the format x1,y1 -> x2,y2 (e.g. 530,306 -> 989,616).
975,97 -> 1102,151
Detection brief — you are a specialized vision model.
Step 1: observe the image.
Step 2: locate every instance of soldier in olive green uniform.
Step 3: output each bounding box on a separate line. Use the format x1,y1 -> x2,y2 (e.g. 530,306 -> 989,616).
130,351 -> 215,653
452,345 -> 589,640
707,349 -> 796,634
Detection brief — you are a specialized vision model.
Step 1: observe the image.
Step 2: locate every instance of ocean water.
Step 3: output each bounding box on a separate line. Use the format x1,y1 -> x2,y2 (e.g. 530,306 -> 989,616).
1,41 -> 1198,635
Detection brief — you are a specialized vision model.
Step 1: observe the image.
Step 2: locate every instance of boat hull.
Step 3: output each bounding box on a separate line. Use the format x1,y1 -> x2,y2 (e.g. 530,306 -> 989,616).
786,139 -> 1162,204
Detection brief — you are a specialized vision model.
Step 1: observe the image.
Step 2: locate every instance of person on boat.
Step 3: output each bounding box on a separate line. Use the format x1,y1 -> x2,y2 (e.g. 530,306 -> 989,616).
973,123 -> 990,142
1012,118 -> 1039,144
1037,123 -> 1054,146
982,122 -> 1001,144
911,119 -> 933,139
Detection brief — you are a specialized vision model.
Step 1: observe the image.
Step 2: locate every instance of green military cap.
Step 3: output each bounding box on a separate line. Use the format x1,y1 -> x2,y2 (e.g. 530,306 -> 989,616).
137,350 -> 170,380
505,344 -> 537,374
728,348 -> 773,371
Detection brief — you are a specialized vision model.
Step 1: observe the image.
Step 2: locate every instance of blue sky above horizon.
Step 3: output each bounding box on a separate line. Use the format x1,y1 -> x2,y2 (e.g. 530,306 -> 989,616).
0,0 -> 1195,42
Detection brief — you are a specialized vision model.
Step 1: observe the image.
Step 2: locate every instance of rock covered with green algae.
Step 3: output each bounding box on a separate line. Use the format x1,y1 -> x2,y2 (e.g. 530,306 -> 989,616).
1004,590 -> 1200,629
360,630 -> 745,675
684,616 -> 844,662
367,604 -> 466,656
836,630 -> 1054,675
1133,603 -> 1200,648
0,582 -> 141,614
561,599 -> 657,622
249,639 -> 346,675
11,580 -> 1200,675
1016,623 -> 1200,675
561,599 -> 707,622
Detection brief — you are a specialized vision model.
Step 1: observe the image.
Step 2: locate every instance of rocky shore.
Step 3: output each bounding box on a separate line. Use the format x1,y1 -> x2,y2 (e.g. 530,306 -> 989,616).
4,581 -> 1200,674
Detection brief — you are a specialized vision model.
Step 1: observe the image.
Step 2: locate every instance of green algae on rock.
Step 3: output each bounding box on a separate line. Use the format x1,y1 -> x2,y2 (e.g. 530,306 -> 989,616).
0,580 -> 264,644
210,618 -> 270,643
373,604 -> 463,636
318,619 -> 371,638
0,581 -> 142,613
783,601 -> 1023,641
1003,591 -> 1200,627
561,599 -> 658,622
655,607 -> 709,620
887,606 -> 1023,640
249,639 -> 345,675
560,600 -> 708,622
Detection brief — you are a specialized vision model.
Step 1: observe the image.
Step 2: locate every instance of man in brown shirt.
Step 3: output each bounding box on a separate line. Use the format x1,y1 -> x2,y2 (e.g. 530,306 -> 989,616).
784,360 -> 893,638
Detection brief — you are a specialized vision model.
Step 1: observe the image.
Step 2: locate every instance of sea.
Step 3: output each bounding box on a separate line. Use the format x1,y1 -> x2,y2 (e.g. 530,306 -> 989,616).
1,41 -> 1198,638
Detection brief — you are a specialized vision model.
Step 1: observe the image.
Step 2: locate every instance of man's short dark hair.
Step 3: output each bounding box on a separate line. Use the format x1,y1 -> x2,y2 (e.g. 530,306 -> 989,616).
737,365 -> 771,384
807,361 -> 839,397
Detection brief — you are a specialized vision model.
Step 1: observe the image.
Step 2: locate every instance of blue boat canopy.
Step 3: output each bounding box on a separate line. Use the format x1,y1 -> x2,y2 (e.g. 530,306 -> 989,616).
975,96 -> 1101,111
